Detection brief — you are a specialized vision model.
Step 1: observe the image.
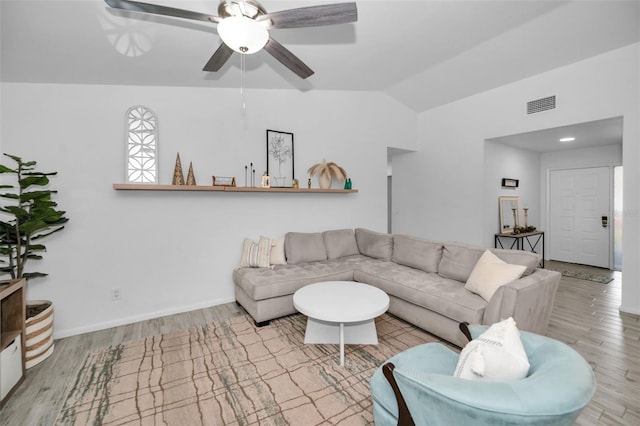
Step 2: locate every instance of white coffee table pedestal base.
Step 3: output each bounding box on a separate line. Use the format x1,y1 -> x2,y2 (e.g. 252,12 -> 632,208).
293,281 -> 389,367
303,318 -> 379,366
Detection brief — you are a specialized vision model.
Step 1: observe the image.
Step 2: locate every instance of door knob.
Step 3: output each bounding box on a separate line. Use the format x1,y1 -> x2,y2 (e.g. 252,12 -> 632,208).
601,215 -> 608,228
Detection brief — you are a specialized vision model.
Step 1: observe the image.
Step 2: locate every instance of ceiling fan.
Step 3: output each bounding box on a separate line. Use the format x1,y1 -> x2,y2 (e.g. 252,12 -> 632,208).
104,0 -> 358,79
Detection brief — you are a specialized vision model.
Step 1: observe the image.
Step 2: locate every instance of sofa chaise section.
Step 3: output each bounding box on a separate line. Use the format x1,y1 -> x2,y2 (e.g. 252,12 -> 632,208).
233,228 -> 560,346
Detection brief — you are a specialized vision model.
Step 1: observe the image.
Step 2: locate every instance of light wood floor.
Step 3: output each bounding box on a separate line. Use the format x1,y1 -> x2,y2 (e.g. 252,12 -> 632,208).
1,261 -> 638,425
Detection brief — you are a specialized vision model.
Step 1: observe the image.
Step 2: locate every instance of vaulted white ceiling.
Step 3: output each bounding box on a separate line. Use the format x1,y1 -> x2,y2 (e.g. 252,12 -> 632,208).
2,0 -> 639,112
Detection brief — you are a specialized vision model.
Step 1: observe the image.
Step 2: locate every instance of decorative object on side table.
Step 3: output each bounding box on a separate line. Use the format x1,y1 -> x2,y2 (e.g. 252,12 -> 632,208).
498,196 -> 520,234
308,159 -> 347,189
0,154 -> 69,369
513,225 -> 537,235
292,178 -> 299,189
266,130 -> 294,187
172,153 -> 185,185
344,178 -> 352,190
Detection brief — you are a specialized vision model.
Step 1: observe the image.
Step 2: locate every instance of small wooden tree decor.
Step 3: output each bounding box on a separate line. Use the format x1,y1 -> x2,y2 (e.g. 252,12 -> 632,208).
172,153 -> 185,185
186,162 -> 196,186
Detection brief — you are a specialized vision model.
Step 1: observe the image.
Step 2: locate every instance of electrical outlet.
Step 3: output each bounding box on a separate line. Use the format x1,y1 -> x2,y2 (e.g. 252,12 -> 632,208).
111,288 -> 121,301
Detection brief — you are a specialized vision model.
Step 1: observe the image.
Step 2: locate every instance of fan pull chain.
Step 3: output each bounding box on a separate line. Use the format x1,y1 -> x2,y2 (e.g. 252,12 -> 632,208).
240,53 -> 246,112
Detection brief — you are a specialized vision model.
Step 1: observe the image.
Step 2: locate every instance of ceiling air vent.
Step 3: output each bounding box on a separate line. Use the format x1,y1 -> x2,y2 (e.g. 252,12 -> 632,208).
527,96 -> 556,114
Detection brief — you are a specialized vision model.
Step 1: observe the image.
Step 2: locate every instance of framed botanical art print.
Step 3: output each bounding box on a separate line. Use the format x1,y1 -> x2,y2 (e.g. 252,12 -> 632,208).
266,129 -> 294,187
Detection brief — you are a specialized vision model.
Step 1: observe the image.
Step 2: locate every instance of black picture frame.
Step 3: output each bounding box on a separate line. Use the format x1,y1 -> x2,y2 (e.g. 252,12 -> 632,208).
501,178 -> 519,188
266,130 -> 294,187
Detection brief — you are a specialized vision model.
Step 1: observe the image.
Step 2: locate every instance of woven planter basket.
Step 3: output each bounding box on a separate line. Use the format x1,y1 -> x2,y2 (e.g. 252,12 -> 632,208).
25,300 -> 55,369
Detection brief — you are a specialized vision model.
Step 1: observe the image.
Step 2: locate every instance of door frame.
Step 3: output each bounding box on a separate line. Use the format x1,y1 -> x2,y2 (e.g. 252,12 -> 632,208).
545,166 -> 615,269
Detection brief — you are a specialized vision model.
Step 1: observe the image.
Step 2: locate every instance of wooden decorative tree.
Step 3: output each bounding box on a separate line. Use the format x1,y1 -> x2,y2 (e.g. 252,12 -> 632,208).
186,162 -> 196,186
172,153 -> 185,185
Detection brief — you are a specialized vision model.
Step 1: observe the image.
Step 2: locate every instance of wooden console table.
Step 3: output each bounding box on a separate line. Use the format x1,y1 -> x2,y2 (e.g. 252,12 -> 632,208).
495,231 -> 545,268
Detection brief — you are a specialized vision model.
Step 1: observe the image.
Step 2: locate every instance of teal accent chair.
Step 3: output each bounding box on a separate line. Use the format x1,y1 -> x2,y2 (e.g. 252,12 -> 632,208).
370,324 -> 596,426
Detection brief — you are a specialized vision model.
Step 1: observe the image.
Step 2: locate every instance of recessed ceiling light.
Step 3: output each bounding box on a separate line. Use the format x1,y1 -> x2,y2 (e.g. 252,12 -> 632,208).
559,137 -> 576,142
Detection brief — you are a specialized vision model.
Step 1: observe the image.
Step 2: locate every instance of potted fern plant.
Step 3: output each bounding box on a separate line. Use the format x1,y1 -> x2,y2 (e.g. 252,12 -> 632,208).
0,154 -> 68,368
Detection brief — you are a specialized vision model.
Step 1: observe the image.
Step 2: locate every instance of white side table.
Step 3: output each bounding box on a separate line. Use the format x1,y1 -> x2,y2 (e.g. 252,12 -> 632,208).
293,281 -> 390,366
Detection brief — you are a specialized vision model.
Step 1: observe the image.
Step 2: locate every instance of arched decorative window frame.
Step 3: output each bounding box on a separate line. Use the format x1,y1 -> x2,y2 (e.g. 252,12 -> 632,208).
125,105 -> 159,184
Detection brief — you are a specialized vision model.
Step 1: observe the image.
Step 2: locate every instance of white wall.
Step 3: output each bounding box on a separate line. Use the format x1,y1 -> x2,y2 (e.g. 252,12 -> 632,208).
393,43 -> 640,314
483,142 -> 540,246
0,83 -> 416,337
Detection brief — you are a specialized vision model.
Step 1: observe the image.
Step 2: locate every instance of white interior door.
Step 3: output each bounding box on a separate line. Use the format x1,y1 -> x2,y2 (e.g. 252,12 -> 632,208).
549,167 -> 611,268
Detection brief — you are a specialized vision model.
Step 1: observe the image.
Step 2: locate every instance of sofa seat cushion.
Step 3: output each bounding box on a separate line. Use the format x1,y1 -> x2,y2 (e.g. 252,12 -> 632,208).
354,262 -> 486,324
233,255 -> 371,301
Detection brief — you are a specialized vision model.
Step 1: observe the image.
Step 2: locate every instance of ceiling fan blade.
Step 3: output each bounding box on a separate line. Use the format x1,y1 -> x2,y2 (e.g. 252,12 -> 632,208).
104,0 -> 221,23
260,3 -> 357,29
203,43 -> 235,72
264,37 -> 314,79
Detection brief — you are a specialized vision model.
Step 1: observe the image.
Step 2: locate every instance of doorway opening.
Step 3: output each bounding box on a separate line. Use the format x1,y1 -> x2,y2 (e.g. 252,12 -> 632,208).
614,165 -> 623,271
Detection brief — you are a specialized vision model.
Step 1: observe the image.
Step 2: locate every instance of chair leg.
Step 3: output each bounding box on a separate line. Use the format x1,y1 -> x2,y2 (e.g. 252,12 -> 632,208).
459,322 -> 472,342
382,363 -> 415,426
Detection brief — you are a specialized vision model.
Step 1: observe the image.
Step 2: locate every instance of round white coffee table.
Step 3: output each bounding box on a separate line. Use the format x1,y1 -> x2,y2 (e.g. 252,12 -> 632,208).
293,281 -> 390,366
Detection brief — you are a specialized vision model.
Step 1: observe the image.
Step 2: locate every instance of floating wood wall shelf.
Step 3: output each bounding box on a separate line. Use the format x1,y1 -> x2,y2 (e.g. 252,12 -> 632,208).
113,184 -> 358,193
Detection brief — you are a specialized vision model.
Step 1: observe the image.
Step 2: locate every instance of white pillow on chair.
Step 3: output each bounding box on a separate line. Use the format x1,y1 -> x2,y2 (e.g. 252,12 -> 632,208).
454,317 -> 530,381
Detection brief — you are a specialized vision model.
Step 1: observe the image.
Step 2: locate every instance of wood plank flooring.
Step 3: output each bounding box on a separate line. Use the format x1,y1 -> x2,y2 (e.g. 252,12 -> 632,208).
1,261 -> 638,425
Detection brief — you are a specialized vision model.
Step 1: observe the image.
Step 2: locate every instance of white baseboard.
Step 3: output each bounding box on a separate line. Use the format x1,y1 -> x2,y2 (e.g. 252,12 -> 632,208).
619,304 -> 640,316
53,296 -> 236,339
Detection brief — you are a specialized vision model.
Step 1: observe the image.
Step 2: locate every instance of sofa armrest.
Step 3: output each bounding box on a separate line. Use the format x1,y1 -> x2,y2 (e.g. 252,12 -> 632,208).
483,268 -> 561,335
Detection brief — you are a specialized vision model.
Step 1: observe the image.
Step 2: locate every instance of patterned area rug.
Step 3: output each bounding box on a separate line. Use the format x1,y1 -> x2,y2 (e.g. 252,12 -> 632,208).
548,269 -> 614,284
55,313 -> 439,425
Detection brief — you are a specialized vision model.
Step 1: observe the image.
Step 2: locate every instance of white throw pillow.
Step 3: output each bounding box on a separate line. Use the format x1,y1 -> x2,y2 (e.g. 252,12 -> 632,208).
239,236 -> 272,268
270,238 -> 287,265
454,317 -> 530,381
465,250 -> 527,301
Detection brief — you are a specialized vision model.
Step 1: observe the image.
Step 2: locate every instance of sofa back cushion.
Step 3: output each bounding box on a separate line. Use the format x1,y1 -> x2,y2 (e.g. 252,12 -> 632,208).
355,228 -> 393,261
491,249 -> 540,276
438,242 -> 486,282
392,234 -> 443,273
439,242 -> 542,282
323,229 -> 360,259
285,232 -> 327,264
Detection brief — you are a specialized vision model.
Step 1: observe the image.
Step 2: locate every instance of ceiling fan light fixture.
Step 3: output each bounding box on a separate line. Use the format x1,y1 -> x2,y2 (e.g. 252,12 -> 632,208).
217,16 -> 269,54
218,0 -> 266,19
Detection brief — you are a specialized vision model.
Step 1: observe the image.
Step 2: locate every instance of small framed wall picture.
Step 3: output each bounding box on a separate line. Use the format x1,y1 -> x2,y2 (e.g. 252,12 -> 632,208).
501,178 -> 519,188
266,129 -> 294,187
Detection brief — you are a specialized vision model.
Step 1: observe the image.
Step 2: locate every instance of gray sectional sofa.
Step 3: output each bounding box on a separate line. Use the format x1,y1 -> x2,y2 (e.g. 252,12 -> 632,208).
233,228 -> 560,347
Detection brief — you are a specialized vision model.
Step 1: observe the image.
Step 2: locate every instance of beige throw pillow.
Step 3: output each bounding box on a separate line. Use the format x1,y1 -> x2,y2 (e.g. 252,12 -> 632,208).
270,238 -> 287,265
239,236 -> 272,268
465,250 -> 526,301
454,317 -> 530,381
